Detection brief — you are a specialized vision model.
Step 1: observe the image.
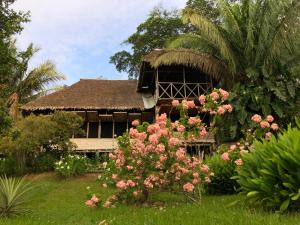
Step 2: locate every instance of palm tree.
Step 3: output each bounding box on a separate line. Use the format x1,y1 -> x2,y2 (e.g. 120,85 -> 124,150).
149,0 -> 300,124
7,44 -> 65,119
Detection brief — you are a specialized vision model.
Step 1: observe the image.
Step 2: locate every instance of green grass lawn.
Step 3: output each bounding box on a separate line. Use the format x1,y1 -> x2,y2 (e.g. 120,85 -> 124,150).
1,173 -> 300,225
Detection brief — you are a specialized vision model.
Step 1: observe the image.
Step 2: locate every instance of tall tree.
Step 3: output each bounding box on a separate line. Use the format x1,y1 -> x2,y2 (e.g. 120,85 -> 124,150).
7,44 -> 65,119
110,7 -> 189,79
150,0 -> 300,128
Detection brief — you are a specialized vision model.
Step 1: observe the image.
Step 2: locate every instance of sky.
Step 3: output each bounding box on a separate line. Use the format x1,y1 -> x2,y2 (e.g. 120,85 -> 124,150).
12,0 -> 187,85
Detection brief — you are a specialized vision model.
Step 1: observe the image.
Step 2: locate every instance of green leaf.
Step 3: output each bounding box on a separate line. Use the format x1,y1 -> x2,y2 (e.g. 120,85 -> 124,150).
280,198 -> 290,212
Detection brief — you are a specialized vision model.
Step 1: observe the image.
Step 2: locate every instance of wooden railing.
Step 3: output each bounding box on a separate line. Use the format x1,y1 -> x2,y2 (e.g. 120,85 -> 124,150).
156,82 -> 212,100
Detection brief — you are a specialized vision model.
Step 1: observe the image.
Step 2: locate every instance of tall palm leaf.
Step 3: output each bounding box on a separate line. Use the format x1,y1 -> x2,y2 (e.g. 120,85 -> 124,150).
7,44 -> 65,119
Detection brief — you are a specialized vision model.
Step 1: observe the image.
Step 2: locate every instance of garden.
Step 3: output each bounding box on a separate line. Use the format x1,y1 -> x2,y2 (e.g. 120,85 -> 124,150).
1,0 -> 300,225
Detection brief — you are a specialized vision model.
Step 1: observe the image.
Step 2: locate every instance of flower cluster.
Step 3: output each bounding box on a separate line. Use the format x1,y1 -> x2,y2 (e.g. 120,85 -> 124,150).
93,89 -> 231,207
219,114 -> 280,168
85,194 -> 100,208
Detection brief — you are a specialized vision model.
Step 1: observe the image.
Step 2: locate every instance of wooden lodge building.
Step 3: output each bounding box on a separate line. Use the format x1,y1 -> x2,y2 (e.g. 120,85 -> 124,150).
22,49 -> 220,153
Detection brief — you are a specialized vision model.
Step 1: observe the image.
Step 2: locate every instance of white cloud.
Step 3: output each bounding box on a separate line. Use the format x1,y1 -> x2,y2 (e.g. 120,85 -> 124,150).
12,0 -> 187,83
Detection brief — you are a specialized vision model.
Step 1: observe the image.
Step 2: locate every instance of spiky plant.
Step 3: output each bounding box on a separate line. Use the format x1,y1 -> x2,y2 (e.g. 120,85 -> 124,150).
0,175 -> 32,217
150,0 -> 300,127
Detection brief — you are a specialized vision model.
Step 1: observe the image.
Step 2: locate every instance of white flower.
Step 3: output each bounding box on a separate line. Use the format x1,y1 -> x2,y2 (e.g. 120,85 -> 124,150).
102,162 -> 108,169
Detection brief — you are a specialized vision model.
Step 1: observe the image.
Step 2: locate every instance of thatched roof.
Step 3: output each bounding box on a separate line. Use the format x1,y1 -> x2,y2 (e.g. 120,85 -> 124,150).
22,79 -> 144,111
143,49 -> 227,80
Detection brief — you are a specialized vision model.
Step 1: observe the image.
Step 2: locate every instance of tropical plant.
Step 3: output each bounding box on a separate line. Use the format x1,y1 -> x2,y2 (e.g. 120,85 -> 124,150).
0,175 -> 32,217
55,154 -> 88,178
149,0 -> 300,131
6,44 -> 64,119
236,119 -> 300,212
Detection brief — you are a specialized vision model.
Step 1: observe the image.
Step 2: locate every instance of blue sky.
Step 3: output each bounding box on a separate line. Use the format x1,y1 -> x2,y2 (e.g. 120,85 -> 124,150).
13,0 -> 187,85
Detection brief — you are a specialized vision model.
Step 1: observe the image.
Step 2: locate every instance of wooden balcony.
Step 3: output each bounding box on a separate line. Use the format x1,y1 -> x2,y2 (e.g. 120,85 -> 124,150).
155,82 -> 212,101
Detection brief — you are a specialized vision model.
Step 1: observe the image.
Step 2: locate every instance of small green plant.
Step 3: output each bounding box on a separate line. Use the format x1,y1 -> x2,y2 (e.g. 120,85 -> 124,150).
236,121 -> 300,212
204,154 -> 239,195
55,154 -> 88,178
0,175 -> 32,217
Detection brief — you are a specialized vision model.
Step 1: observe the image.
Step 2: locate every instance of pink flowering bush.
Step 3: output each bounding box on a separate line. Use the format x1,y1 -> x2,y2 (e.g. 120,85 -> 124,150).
96,89 -> 232,207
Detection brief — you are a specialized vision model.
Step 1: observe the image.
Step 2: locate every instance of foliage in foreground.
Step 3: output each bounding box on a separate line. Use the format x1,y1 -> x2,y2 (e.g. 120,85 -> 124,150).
0,175 -> 32,217
237,120 -> 300,212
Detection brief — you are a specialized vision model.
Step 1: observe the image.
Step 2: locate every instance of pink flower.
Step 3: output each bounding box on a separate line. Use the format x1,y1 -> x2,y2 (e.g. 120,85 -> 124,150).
221,152 -> 230,161
188,117 -> 201,126
229,145 -> 236,152
147,124 -> 160,134
234,159 -> 243,166
116,180 -> 127,190
155,144 -> 165,153
126,180 -> 136,187
266,115 -> 274,123
175,148 -> 185,161
217,106 -> 226,115
183,182 -> 194,192
201,164 -> 209,173
149,134 -> 159,145
265,132 -> 272,140
271,123 -> 279,131
169,137 -> 181,147
172,100 -> 180,107
177,124 -> 186,132
187,101 -> 196,109
159,155 -> 167,162
210,92 -> 219,101
199,95 -> 206,105
199,128 -> 208,138
219,89 -> 229,101
223,104 -> 233,113
91,194 -> 99,203
251,114 -> 262,123
260,121 -> 270,129
129,128 -> 139,138
192,178 -> 199,185
85,200 -> 95,208
132,119 -> 140,127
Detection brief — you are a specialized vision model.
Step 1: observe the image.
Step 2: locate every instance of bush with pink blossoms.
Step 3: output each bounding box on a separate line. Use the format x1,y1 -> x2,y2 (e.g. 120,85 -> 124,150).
96,89 -> 232,206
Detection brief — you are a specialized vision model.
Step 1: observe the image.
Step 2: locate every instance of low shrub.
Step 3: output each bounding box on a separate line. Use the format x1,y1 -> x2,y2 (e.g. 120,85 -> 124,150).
236,122 -> 300,212
0,157 -> 18,176
55,154 -> 88,178
0,175 -> 32,217
204,154 -> 238,195
27,152 -> 59,173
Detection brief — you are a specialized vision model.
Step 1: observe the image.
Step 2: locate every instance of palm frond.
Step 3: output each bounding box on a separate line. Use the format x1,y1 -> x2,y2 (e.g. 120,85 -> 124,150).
148,49 -> 228,80
182,8 -> 237,74
167,33 -> 218,54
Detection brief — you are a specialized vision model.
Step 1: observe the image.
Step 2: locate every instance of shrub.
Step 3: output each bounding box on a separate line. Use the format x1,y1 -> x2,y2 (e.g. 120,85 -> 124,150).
0,157 -> 18,176
204,154 -> 238,195
96,89 -> 232,207
27,151 -> 59,173
0,175 -> 32,217
55,154 -> 88,178
236,123 -> 300,212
